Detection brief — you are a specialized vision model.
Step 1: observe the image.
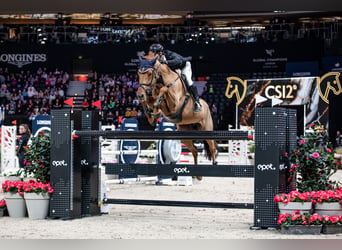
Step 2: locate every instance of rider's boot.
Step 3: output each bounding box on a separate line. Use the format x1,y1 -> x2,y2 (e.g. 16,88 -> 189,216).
182,74 -> 202,113
189,85 -> 202,112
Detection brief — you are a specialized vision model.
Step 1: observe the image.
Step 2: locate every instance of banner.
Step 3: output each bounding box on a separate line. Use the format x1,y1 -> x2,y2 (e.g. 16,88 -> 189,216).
225,72 -> 342,132
286,61 -> 319,77
32,115 -> 51,137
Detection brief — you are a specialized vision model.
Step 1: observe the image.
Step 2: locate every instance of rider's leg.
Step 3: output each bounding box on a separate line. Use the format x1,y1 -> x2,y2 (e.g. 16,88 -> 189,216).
181,61 -> 202,112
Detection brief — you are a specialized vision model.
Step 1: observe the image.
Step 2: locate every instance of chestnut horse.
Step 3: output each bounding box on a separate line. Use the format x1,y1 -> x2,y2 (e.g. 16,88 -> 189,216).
137,56 -> 218,167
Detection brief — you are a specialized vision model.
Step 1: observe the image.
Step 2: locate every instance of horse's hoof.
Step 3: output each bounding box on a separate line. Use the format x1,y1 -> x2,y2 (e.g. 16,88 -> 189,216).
195,176 -> 203,181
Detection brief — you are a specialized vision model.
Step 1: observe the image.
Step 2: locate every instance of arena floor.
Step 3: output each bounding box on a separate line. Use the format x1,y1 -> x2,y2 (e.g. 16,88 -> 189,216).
1,171 -> 342,239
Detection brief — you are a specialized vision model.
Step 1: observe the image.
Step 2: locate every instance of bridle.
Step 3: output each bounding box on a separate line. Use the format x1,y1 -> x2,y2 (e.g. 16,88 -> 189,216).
152,59 -> 180,89
138,68 -> 156,96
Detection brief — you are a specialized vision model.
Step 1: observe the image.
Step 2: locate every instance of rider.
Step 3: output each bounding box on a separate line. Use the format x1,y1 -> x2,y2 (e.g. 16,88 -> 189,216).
148,43 -> 202,113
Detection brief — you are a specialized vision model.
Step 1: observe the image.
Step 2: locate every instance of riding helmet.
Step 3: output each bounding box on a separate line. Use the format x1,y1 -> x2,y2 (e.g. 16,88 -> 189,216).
149,43 -> 164,53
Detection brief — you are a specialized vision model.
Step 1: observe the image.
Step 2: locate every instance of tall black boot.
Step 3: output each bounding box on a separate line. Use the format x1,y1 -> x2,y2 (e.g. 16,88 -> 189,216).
181,74 -> 202,112
189,85 -> 202,112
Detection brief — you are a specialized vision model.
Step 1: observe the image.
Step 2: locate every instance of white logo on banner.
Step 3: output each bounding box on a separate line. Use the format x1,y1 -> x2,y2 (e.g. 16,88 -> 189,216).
257,163 -> 276,171
0,54 -> 47,68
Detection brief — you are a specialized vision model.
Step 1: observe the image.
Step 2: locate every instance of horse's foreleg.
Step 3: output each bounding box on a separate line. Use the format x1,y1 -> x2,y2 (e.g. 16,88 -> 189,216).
153,87 -> 167,109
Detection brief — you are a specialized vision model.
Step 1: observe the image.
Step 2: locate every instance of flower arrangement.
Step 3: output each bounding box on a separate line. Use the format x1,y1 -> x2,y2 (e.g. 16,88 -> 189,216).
24,131 -> 51,183
1,180 -> 25,196
287,128 -> 341,192
0,199 -> 6,209
274,190 -> 312,204
22,180 -> 54,194
310,188 -> 342,205
275,189 -> 342,205
322,215 -> 342,225
278,210 -> 322,226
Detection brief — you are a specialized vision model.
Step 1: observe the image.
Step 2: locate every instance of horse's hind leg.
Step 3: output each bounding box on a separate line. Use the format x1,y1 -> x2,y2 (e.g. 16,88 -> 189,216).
182,140 -> 198,165
182,140 -> 203,181
206,139 -> 217,165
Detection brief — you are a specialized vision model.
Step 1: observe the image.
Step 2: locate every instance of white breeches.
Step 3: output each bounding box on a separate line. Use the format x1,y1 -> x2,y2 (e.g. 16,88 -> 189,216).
181,61 -> 193,86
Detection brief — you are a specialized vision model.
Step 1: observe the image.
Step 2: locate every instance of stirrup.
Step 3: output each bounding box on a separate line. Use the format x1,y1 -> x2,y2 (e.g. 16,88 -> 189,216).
194,102 -> 202,112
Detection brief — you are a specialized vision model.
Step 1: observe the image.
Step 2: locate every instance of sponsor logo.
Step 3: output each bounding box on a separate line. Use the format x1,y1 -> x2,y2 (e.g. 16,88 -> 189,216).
52,160 -> 68,167
124,123 -> 138,128
173,167 -> 190,174
318,72 -> 342,104
37,120 -> 51,125
264,84 -> 297,99
80,159 -> 89,166
279,164 -> 286,170
265,49 -> 275,57
0,53 -> 47,68
123,145 -> 137,151
225,76 -> 247,106
257,163 -> 276,171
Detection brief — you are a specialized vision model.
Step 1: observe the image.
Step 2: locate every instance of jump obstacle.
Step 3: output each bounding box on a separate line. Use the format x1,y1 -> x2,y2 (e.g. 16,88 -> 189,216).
49,107 -> 297,229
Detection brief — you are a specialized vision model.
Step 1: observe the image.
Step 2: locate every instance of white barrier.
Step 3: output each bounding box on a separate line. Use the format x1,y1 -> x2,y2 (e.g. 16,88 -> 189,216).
1,126 -> 17,174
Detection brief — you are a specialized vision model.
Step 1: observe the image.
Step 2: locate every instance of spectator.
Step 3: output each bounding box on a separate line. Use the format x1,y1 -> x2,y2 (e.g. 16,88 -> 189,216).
16,123 -> 31,168
336,130 -> 342,148
81,98 -> 89,110
27,85 -> 37,99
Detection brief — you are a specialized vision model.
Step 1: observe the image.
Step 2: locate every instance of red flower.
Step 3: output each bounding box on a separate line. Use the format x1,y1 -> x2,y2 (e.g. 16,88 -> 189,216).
312,152 -> 320,159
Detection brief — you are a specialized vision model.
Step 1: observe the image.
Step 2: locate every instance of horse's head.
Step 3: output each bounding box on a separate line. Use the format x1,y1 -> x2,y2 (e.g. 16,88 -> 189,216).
137,56 -> 158,102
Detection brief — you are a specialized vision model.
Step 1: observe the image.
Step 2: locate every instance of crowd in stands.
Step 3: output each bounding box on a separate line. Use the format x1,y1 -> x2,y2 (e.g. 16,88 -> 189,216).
0,67 -> 69,120
81,70 -> 144,128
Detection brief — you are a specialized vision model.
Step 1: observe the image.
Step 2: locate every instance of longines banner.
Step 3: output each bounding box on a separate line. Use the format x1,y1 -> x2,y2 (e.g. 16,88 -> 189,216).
225,72 -> 342,130
0,53 -> 47,68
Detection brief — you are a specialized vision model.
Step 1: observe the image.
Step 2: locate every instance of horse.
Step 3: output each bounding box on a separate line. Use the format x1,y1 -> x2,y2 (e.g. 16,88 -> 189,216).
137,55 -> 218,168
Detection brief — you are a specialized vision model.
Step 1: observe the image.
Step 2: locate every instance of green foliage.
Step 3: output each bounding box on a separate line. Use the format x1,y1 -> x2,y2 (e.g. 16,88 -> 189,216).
24,132 -> 51,183
288,131 -> 341,192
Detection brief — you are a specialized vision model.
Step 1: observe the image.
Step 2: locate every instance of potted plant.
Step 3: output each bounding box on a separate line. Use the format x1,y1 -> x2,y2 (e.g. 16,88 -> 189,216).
22,180 -> 54,219
23,131 -> 51,183
311,189 -> 342,216
287,128 -> 341,192
278,210 -> 323,234
0,199 -> 6,216
2,169 -> 24,181
321,215 -> 342,234
274,190 -> 313,214
1,180 -> 27,217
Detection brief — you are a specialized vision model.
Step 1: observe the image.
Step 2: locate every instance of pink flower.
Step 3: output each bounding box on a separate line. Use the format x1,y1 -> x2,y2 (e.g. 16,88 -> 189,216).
300,139 -> 306,144
312,152 -> 320,159
326,148 -> 332,153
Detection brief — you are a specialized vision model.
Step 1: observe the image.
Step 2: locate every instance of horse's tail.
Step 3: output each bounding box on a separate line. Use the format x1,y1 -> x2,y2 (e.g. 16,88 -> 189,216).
203,140 -> 218,161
